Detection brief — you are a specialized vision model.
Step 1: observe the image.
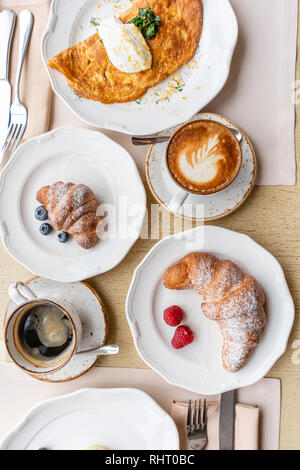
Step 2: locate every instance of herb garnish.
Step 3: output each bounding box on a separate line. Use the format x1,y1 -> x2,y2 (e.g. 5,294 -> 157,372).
90,17 -> 101,28
129,7 -> 161,39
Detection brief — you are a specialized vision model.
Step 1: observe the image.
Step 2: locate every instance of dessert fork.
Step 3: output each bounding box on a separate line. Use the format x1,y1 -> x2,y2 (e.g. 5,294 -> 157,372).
186,399 -> 208,451
2,10 -> 33,154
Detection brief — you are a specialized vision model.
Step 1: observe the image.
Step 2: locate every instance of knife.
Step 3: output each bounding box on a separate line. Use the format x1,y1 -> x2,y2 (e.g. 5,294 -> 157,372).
219,390 -> 236,450
0,10 -> 16,156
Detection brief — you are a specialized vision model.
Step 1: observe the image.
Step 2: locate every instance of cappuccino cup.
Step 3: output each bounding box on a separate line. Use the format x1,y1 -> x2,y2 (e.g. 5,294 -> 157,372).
6,282 -> 87,375
166,120 -> 242,213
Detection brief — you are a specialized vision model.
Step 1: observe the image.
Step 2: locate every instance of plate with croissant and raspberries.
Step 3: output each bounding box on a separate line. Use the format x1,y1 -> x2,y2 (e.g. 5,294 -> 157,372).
126,226 -> 294,395
0,127 -> 146,282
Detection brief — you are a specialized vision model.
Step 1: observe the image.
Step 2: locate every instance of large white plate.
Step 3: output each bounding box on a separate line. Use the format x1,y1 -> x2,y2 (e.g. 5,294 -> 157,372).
0,388 -> 179,450
41,0 -> 238,135
0,127 -> 146,282
126,226 -> 295,395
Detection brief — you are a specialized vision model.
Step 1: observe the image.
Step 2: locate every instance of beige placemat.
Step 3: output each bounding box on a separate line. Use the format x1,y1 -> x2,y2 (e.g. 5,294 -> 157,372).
0,0 -> 51,141
208,0 -> 297,185
0,362 -> 280,450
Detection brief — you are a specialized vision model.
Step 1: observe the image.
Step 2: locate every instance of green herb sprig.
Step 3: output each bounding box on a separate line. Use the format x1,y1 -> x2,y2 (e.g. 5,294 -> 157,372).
90,17 -> 101,28
129,7 -> 161,39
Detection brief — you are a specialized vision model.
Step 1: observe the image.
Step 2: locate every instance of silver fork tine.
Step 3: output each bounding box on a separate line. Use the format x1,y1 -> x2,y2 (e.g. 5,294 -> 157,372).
5,124 -> 17,151
191,401 -> 195,430
9,124 -> 21,151
203,398 -> 207,429
193,400 -> 197,429
197,399 -> 201,430
2,124 -> 14,152
11,125 -> 25,152
187,400 -> 192,429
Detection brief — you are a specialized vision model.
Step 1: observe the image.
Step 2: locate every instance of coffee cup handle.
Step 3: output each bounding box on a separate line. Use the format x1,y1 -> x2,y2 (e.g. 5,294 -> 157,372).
8,282 -> 37,306
168,190 -> 189,213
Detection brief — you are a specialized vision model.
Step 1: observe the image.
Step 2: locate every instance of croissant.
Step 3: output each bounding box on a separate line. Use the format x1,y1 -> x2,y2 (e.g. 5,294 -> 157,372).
36,182 -> 102,250
164,253 -> 266,372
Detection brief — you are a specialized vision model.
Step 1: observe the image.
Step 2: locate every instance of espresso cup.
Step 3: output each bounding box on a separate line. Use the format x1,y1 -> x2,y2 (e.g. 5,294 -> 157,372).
5,282 -> 84,375
165,120 -> 242,213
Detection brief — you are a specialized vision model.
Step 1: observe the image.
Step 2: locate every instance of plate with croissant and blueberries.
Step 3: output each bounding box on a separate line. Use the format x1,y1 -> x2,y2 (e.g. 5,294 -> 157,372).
126,225 -> 294,395
0,127 -> 146,282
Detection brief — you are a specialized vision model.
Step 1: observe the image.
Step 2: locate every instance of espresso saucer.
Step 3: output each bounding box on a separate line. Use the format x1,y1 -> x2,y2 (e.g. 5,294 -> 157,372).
5,278 -> 108,383
146,113 -> 257,221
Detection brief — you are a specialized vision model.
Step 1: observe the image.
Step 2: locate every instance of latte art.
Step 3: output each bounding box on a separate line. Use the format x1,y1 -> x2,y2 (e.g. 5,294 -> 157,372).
178,135 -> 226,184
167,120 -> 242,195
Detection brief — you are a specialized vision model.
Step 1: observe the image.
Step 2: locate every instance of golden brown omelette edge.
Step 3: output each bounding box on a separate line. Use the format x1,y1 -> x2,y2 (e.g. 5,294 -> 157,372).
48,0 -> 203,104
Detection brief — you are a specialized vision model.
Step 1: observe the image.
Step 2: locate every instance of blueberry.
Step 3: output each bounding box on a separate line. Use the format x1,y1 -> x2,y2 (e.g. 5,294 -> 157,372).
57,231 -> 69,243
35,205 -> 48,221
39,223 -> 52,236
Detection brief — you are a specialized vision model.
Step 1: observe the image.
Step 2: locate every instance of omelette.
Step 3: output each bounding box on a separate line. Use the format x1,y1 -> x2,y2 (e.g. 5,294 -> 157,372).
48,0 -> 203,104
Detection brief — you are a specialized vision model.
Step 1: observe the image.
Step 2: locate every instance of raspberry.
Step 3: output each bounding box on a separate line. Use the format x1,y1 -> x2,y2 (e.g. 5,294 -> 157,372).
171,326 -> 194,349
163,305 -> 184,326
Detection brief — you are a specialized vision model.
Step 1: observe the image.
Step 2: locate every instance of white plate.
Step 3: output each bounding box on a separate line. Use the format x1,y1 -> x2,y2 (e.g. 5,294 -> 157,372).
41,0 -> 238,135
0,127 -> 146,282
0,388 -> 179,450
126,226 -> 294,395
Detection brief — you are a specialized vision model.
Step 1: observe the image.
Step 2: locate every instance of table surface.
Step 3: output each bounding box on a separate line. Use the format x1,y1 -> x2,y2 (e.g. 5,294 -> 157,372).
0,14 -> 299,453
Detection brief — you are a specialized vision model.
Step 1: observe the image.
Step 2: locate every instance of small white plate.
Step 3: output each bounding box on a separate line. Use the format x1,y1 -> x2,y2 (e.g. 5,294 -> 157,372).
146,113 -> 256,221
5,277 -> 108,383
0,388 -> 179,450
42,0 -> 238,135
0,127 -> 146,282
126,226 -> 294,395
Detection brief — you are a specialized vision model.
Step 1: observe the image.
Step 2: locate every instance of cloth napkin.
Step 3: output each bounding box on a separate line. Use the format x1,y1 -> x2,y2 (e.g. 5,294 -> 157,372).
207,0 -> 298,185
172,400 -> 259,451
0,0 -> 51,141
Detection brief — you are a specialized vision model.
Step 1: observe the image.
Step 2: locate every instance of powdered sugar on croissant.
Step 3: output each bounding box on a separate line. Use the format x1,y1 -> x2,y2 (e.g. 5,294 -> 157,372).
164,253 -> 266,372
36,182 -> 102,250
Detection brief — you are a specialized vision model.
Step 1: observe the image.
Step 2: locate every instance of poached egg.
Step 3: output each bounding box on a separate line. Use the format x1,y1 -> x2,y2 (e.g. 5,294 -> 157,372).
99,16 -> 152,74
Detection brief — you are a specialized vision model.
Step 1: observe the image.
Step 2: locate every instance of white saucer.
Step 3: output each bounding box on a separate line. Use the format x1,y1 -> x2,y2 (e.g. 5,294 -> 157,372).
146,113 -> 257,221
0,388 -> 179,450
5,277 -> 108,383
126,226 -> 294,395
0,127 -> 146,282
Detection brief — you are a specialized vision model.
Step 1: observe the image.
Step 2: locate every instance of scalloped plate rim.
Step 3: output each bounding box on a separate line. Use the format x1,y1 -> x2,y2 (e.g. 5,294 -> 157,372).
0,127 -> 146,282
0,388 -> 179,450
126,225 -> 295,395
41,0 -> 238,135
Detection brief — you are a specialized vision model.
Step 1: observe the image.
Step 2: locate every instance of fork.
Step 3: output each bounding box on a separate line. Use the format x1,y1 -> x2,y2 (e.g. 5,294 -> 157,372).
2,10 -> 33,153
186,399 -> 208,450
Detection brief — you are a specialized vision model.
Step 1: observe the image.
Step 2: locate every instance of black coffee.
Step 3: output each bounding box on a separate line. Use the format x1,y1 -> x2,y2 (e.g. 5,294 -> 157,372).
18,304 -> 73,362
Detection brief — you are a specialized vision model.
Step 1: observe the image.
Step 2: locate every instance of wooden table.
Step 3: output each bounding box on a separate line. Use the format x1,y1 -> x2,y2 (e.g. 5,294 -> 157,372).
0,20 -> 299,454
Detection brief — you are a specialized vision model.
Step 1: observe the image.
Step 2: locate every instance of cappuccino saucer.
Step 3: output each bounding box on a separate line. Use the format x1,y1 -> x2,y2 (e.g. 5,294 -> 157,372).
146,113 -> 257,221
5,277 -> 108,383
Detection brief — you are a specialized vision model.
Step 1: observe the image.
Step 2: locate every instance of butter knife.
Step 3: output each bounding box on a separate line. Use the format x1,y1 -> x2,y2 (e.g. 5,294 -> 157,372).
0,10 -> 16,158
219,390 -> 236,450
